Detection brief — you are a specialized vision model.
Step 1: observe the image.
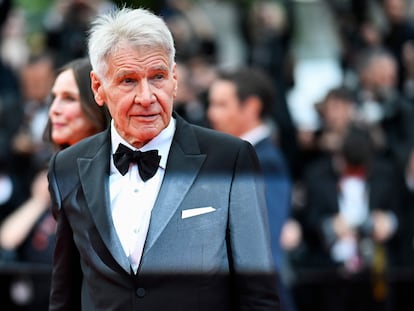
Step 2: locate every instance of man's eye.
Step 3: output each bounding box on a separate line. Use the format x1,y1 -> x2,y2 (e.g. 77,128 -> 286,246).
123,78 -> 134,83
153,74 -> 165,80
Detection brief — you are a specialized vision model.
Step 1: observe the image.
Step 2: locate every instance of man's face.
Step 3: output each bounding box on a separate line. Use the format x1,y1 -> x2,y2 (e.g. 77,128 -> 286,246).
91,43 -> 177,148
321,98 -> 354,132
207,80 -> 246,137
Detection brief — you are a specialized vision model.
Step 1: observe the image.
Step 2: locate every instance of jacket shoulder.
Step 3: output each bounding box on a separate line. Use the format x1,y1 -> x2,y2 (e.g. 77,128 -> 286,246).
184,121 -> 250,153
48,131 -> 108,207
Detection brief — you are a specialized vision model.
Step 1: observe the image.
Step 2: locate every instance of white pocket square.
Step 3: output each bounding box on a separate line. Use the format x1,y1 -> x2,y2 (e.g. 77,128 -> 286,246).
181,206 -> 216,219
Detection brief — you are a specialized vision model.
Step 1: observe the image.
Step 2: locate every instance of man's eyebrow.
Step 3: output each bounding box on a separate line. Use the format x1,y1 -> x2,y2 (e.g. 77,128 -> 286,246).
149,65 -> 169,72
115,70 -> 137,78
115,65 -> 169,77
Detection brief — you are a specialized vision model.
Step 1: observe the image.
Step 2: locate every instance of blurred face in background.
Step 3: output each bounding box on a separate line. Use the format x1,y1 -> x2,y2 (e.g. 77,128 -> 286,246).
320,97 -> 355,133
361,55 -> 397,94
371,56 -> 397,91
21,57 -> 55,104
49,69 -> 96,146
384,0 -> 406,23
208,80 -> 248,137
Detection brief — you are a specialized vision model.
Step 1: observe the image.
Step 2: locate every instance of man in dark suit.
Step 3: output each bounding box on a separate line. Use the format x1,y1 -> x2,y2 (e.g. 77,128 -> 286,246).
207,66 -> 297,311
302,124 -> 401,310
47,7 -> 280,311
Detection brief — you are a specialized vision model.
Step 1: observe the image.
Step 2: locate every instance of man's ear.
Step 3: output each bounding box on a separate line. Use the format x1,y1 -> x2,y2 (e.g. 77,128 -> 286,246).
90,71 -> 105,106
245,96 -> 262,116
172,63 -> 178,98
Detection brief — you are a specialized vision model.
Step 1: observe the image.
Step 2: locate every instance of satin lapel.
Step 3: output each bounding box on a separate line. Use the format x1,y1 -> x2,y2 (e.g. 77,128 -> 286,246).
77,136 -> 131,274
143,119 -> 206,257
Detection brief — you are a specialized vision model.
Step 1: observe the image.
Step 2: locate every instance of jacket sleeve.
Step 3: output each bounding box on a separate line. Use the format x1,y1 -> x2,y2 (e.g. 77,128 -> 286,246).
228,141 -> 281,310
48,153 -> 82,311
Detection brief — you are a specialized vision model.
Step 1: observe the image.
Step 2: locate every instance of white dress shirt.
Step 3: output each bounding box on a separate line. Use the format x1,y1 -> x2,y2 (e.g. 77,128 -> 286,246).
109,118 -> 175,273
338,176 -> 369,227
331,176 -> 368,263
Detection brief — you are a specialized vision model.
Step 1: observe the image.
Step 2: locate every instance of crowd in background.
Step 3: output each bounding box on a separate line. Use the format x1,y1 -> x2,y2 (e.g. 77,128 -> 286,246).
1,0 -> 414,310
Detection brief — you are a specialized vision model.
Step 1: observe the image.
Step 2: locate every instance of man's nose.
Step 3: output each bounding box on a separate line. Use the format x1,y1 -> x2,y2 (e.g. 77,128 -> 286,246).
134,80 -> 155,106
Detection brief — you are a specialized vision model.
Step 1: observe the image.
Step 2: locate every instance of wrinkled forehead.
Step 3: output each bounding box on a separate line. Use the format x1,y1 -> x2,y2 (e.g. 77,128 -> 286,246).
97,40 -> 174,78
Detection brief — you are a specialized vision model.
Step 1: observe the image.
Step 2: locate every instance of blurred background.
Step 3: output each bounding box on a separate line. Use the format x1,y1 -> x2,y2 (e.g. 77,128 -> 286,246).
1,0 -> 414,310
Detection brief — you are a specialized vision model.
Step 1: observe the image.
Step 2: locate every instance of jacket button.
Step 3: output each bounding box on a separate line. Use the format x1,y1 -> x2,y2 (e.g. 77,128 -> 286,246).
136,287 -> 146,298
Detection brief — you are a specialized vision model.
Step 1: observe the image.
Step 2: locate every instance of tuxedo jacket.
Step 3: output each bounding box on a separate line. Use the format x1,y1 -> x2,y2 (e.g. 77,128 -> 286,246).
48,114 -> 280,311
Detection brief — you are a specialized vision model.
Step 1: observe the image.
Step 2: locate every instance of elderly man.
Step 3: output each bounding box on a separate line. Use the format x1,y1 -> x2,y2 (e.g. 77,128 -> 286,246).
47,7 -> 280,311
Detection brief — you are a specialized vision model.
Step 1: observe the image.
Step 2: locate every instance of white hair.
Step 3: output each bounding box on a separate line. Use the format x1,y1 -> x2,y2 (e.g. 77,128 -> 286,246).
87,7 -> 176,79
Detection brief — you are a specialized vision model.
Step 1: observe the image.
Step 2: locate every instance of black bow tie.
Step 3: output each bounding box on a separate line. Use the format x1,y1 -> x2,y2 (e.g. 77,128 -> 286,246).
113,143 -> 161,181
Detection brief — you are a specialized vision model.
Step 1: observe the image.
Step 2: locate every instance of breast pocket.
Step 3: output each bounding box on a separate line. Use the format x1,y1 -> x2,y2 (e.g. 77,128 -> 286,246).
179,206 -> 225,231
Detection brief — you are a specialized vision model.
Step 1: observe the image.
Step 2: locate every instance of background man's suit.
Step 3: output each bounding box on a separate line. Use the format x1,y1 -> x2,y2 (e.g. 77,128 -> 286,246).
48,114 -> 280,310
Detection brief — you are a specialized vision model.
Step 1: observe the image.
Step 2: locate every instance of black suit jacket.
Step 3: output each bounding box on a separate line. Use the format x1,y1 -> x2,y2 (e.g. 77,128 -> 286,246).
48,114 -> 280,311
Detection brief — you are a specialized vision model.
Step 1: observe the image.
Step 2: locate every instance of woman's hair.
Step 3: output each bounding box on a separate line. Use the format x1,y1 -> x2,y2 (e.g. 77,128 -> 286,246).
87,7 -> 176,79
44,57 -> 111,149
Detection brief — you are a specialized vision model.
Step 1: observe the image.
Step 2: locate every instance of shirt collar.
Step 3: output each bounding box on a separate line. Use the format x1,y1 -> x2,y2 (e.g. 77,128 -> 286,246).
240,123 -> 270,146
110,117 -> 176,170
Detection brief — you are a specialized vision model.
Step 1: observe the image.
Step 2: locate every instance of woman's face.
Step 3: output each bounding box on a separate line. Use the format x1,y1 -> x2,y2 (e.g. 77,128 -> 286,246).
49,69 -> 97,146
